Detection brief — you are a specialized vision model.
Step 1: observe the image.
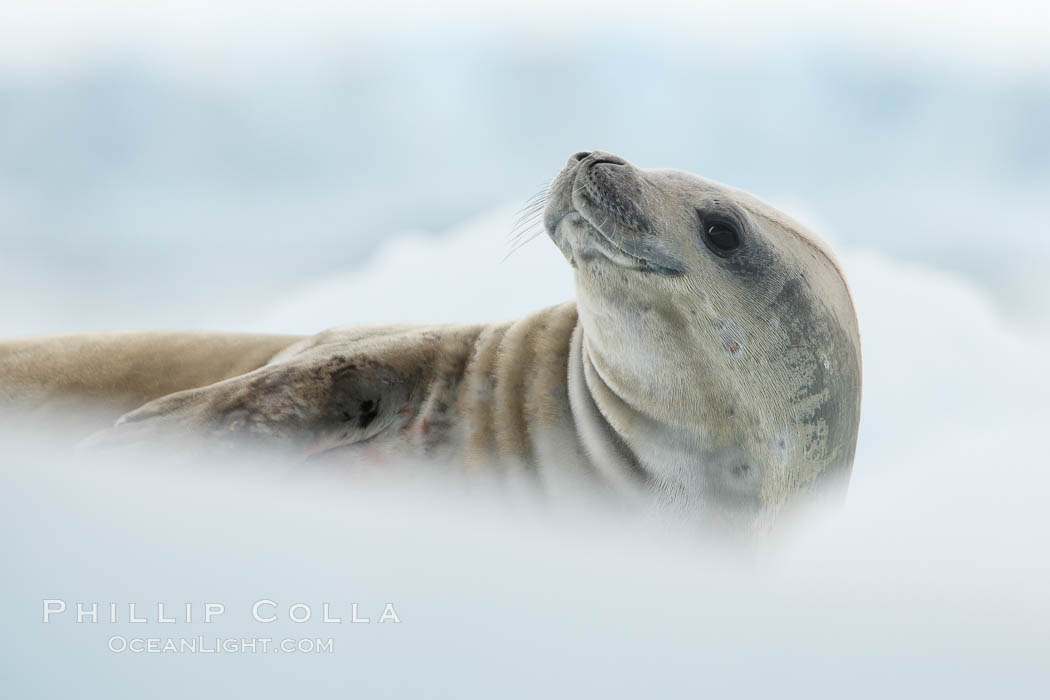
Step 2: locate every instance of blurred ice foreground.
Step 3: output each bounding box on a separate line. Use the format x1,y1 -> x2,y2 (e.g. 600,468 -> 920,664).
2,416 -> 1049,698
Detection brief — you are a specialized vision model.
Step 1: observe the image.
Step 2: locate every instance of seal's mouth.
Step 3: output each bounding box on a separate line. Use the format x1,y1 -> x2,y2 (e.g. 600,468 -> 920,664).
544,151 -> 685,275
554,210 -> 676,273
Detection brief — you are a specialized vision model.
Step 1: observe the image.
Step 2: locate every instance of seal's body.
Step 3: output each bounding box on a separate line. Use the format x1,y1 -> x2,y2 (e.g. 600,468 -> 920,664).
0,331 -> 303,437
0,151 -> 861,532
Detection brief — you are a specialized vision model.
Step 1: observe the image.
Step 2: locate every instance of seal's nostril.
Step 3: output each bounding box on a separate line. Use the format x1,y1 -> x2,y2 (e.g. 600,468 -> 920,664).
571,151 -> 592,163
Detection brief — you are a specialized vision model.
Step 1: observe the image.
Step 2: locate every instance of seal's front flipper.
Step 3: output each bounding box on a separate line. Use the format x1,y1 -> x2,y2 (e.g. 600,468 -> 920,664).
80,352 -> 418,460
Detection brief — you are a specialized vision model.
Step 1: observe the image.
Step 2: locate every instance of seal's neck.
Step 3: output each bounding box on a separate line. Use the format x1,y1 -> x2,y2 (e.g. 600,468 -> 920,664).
571,321 -> 716,504
568,324 -> 655,497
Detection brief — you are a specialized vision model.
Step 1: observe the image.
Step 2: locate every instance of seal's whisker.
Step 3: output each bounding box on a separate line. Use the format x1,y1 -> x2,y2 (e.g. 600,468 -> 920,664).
503,206 -> 547,261
511,204 -> 545,228
513,202 -> 544,220
510,216 -> 540,237
506,219 -> 541,246
518,191 -> 547,210
520,191 -> 547,208
612,215 -> 627,255
506,184 -> 550,241
510,218 -> 540,236
521,187 -> 549,210
501,230 -> 545,263
508,199 -> 547,244
509,215 -> 544,246
506,232 -> 540,253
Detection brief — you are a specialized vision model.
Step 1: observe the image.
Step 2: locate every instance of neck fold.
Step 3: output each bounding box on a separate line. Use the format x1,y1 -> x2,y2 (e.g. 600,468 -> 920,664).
567,324 -> 650,495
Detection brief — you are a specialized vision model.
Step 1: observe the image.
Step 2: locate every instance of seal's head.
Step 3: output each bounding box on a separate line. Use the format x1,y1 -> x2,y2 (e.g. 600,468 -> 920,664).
544,151 -> 861,533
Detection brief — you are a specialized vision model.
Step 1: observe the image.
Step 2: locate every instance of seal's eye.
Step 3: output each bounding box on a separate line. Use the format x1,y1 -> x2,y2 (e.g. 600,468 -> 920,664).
703,222 -> 741,254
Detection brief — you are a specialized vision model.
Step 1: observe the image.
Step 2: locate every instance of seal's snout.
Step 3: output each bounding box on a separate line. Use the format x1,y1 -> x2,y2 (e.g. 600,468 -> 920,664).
567,150 -> 628,168
574,151 -> 648,233
544,149 -> 684,274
